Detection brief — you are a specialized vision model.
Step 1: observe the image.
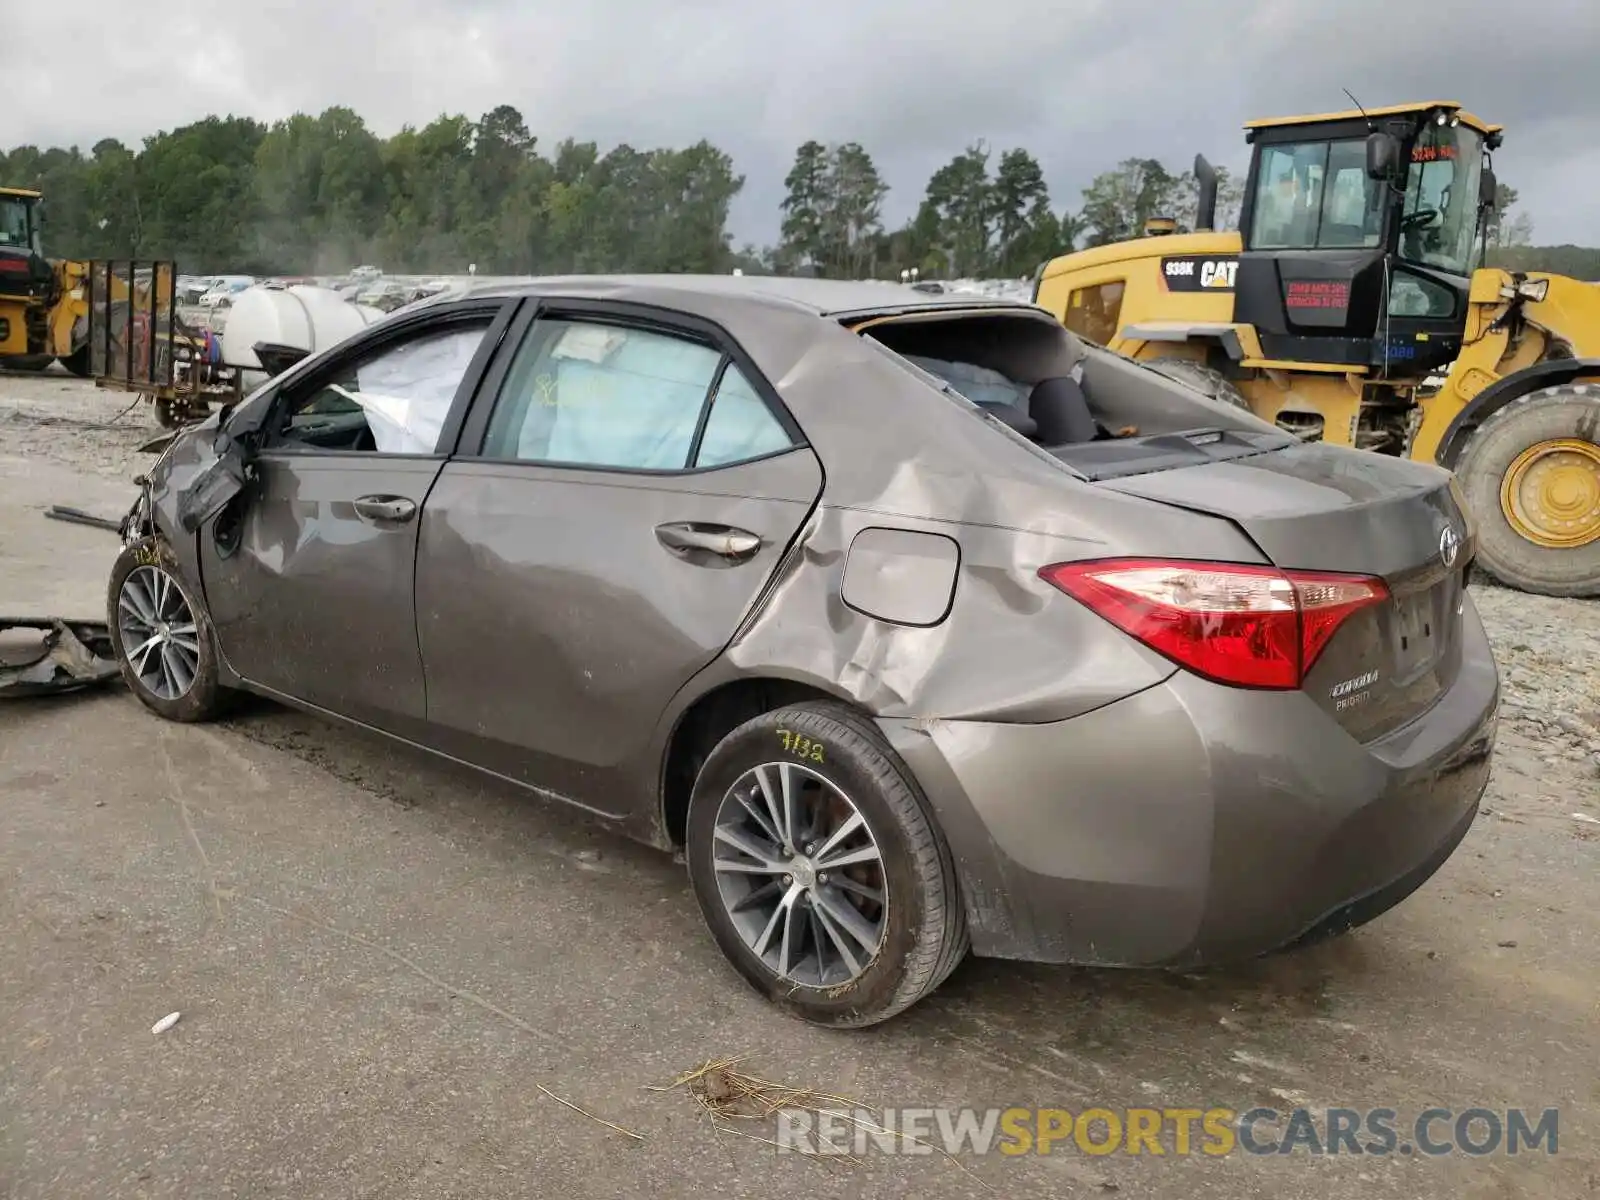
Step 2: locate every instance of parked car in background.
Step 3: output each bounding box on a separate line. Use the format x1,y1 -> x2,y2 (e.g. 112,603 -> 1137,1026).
177,275 -> 217,305
354,280 -> 414,312
197,276 -> 256,308
108,275 -> 1499,1027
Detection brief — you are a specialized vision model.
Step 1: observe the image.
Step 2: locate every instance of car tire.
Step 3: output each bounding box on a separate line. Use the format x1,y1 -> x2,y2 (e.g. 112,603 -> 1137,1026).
1454,382 -> 1600,598
1145,356 -> 1251,410
685,700 -> 968,1027
106,536 -> 229,722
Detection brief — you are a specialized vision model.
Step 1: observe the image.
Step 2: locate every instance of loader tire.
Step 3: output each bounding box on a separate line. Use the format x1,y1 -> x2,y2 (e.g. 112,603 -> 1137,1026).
1454,382 -> 1600,598
1146,357 -> 1250,410
60,345 -> 92,377
6,354 -> 54,372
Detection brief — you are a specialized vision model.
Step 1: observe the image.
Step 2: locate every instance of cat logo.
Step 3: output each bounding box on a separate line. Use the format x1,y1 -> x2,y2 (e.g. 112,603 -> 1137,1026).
1160,256 -> 1239,293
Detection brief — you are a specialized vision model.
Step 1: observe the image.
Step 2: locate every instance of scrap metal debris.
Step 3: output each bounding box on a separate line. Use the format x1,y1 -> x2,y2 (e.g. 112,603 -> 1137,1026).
44,505 -> 123,533
0,618 -> 121,698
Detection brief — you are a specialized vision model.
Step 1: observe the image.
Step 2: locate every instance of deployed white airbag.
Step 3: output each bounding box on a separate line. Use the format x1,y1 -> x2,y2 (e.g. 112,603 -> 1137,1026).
335,326 -> 484,454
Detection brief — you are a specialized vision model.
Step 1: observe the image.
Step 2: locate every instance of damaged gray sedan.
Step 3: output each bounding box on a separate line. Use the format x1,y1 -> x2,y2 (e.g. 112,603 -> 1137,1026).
111,276 -> 1499,1026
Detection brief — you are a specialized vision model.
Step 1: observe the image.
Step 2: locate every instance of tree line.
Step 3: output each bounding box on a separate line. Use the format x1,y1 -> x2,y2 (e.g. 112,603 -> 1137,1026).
1,104 -> 1586,279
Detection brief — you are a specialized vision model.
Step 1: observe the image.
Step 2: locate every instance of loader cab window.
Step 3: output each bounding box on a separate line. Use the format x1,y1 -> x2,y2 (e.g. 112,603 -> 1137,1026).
1064,281 -> 1125,346
1398,123 -> 1484,277
0,197 -> 40,255
1249,140 -> 1381,251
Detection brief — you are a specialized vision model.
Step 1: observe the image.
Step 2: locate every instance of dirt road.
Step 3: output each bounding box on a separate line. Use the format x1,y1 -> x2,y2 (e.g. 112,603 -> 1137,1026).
2,375 -> 1597,1198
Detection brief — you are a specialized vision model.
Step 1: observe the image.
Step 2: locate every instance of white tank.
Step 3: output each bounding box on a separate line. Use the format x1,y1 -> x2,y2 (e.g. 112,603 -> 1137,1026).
221,285 -> 385,387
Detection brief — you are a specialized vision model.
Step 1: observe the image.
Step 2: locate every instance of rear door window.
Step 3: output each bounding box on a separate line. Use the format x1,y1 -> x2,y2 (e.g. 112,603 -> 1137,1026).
480,317 -> 797,470
694,365 -> 795,467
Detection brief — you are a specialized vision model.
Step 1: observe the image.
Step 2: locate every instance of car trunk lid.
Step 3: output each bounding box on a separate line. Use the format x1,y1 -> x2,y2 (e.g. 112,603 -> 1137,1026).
1085,440 -> 1473,742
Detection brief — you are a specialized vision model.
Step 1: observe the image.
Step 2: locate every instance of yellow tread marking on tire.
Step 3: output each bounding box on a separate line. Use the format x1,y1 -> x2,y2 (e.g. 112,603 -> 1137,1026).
775,728 -> 826,763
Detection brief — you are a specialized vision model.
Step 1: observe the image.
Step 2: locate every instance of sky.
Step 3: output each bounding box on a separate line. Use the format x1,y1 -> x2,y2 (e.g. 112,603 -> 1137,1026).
10,0 -> 1600,250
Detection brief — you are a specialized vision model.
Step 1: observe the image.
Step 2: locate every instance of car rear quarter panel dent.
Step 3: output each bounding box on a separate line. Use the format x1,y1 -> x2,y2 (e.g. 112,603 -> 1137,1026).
876,685 -> 1217,963
690,310 -> 1283,724
840,527 -> 961,627
722,503 -> 1178,723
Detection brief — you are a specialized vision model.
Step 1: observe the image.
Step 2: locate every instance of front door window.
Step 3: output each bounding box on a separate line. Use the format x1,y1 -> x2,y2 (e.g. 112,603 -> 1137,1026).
275,322 -> 491,454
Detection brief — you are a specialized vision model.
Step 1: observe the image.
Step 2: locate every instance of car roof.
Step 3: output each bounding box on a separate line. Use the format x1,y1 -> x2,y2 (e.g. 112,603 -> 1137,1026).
435,273 -> 1042,320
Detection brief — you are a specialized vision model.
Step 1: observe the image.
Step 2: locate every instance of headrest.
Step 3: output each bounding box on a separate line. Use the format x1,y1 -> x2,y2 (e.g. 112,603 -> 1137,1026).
1028,376 -> 1098,445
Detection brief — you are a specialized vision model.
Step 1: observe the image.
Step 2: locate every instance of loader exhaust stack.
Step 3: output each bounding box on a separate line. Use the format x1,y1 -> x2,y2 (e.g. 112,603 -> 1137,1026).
1193,154 -> 1218,232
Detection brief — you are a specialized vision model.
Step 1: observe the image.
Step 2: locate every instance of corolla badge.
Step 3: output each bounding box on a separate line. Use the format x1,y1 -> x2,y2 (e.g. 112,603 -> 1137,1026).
1439,524 -> 1461,570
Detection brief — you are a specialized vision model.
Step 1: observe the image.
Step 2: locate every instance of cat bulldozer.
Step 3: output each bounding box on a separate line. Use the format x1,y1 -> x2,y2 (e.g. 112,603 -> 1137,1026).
0,186 -> 92,375
1033,101 -> 1600,598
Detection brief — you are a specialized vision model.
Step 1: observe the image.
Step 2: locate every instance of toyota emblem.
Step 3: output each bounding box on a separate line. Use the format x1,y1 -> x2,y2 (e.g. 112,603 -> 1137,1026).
1439,524 -> 1461,569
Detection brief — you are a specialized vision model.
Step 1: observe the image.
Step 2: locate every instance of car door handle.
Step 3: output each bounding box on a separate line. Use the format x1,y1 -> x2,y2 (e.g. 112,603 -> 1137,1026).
654,521 -> 763,562
353,495 -> 417,523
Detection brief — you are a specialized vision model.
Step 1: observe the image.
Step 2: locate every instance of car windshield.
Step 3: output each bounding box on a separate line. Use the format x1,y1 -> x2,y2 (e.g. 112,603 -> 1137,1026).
1399,122 -> 1485,276
0,196 -> 40,254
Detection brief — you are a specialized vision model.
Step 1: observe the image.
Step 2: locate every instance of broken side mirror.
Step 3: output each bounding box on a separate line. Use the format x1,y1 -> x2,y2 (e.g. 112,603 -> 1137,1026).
176,446 -> 251,534
253,340 -> 311,377
1365,131 -> 1401,181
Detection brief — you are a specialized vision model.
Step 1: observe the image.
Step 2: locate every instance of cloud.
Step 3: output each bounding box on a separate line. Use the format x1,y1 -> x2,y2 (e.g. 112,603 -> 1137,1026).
9,0 -> 1597,245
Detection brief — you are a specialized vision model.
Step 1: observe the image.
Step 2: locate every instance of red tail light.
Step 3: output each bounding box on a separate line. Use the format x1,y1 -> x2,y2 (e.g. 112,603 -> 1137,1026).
1038,558 -> 1388,690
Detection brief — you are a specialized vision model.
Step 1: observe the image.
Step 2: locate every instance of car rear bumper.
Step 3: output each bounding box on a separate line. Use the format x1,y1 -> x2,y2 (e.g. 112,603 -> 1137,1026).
879,594 -> 1500,967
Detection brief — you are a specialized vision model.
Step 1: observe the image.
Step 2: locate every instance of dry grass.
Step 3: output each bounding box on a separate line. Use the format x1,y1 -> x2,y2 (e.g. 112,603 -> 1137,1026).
649,1055 -> 992,1190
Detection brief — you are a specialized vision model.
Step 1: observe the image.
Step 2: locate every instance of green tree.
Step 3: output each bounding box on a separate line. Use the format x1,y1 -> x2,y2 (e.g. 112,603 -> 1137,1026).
1056,209 -> 1083,254
1486,182 -> 1534,252
651,140 -> 744,273
254,108 -> 387,272
1493,243 -> 1598,275
376,115 -> 477,271
924,142 -> 994,276
1079,158 -> 1178,246
1172,163 -> 1244,233
136,117 -> 267,269
778,140 -> 830,273
81,139 -> 142,256
990,148 -> 1048,273
821,142 -> 887,278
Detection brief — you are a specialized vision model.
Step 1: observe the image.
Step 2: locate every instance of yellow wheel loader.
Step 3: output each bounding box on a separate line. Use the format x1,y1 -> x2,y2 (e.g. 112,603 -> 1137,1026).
0,186 -> 92,375
1033,101 -> 1600,598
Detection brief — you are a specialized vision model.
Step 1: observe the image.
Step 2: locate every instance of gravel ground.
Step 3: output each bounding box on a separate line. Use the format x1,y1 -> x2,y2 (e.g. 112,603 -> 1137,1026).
4,367 -> 1597,768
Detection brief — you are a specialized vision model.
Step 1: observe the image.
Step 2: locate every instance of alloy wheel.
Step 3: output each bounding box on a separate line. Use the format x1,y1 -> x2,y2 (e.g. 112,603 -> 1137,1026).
710,761 -> 888,988
116,564 -> 201,701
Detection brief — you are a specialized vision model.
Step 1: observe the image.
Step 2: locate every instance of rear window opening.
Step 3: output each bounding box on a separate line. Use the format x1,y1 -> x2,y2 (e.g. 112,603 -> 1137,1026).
858,310 -> 1295,479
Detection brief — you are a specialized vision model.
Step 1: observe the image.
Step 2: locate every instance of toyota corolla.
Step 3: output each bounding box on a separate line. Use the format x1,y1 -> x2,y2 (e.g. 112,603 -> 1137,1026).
109,275 -> 1499,1027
